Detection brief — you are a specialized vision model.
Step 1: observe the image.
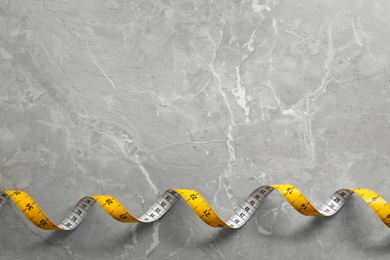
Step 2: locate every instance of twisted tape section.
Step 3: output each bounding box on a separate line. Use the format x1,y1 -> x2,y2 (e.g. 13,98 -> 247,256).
1,184 -> 390,231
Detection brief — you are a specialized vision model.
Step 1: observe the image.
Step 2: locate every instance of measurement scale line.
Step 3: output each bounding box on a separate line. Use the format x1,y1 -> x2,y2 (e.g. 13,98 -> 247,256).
1,185 -> 390,231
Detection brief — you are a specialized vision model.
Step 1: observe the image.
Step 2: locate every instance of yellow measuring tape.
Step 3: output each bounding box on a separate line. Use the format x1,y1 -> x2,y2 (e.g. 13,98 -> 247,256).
1,184 -> 390,230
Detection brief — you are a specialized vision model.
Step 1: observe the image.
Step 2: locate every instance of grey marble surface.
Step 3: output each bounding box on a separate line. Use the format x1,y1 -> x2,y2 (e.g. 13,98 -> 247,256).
1,0 -> 390,259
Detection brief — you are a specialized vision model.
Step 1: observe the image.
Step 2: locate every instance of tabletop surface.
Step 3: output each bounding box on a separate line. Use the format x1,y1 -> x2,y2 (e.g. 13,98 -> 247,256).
1,0 -> 390,259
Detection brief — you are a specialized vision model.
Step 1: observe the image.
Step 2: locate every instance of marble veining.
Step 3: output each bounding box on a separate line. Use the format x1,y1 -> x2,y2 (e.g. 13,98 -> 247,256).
1,0 -> 390,259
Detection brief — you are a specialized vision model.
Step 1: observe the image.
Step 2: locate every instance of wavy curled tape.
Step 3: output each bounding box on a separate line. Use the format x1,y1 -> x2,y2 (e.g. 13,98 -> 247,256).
1,184 -> 390,230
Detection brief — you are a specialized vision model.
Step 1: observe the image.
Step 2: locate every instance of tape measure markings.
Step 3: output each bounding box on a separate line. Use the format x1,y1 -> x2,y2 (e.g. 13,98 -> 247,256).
2,184 -> 390,231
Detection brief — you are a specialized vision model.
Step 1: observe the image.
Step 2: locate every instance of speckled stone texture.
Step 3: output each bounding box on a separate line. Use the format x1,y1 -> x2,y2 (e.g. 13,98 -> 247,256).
1,0 -> 390,259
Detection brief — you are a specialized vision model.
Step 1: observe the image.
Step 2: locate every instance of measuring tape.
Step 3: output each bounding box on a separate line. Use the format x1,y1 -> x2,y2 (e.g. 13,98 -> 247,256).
1,184 -> 390,230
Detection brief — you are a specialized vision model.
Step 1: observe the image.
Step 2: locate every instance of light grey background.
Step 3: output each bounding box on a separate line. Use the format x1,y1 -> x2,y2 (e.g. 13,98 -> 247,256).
1,0 -> 390,259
